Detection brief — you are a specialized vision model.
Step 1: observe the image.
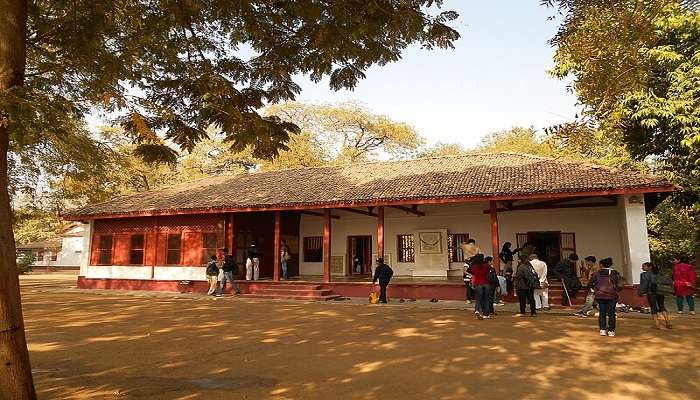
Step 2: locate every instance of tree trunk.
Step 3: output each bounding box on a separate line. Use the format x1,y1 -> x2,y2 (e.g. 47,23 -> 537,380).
0,0 -> 37,398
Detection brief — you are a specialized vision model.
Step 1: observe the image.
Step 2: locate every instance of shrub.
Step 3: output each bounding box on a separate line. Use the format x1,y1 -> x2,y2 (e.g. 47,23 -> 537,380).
16,253 -> 35,274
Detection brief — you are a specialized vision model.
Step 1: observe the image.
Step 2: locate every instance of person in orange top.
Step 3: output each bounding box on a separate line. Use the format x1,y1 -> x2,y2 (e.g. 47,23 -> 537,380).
672,256 -> 697,315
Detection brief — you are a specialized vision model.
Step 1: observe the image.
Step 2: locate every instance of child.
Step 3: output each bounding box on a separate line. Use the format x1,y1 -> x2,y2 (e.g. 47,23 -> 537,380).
205,255 -> 219,296
588,258 -> 622,337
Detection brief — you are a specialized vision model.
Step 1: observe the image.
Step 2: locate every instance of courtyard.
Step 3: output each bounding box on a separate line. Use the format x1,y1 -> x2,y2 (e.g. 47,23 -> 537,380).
20,274 -> 700,400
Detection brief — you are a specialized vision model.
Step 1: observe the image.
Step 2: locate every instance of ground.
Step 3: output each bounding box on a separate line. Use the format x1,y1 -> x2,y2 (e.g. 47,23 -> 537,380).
19,274 -> 700,400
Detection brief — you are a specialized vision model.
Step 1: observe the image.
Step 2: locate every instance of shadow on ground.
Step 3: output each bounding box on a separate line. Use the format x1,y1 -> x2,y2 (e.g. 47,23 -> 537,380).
21,285 -> 700,400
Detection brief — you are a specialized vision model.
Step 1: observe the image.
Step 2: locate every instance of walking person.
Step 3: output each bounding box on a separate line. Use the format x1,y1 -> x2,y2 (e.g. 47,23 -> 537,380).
205,255 -> 219,296
372,258 -> 394,303
554,253 -> 582,306
588,258 -> 622,337
672,255 -> 696,315
218,247 -> 241,296
514,254 -> 538,317
485,256 -> 499,316
530,253 -> 549,311
468,254 -> 491,320
245,243 -> 259,281
639,262 -> 672,329
280,239 -> 291,279
463,264 -> 475,304
499,242 -> 520,272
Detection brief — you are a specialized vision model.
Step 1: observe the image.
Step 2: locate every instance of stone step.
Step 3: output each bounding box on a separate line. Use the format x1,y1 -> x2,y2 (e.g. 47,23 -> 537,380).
267,284 -> 323,290
255,288 -> 335,296
240,293 -> 342,301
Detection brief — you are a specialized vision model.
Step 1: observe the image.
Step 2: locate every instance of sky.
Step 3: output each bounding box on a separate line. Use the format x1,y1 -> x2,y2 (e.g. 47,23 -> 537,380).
291,1 -> 580,149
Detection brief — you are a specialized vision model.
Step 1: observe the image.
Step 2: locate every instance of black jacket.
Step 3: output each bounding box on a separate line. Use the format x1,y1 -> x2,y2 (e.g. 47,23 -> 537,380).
373,263 -> 394,285
206,261 -> 219,276
247,245 -> 259,259
222,254 -> 237,273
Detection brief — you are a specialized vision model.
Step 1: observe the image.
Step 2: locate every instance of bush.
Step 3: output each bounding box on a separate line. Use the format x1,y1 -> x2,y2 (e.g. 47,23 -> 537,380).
16,253 -> 35,274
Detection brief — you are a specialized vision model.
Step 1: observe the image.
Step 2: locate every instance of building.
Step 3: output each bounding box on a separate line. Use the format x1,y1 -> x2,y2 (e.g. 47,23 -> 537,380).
16,223 -> 87,271
64,153 -> 674,302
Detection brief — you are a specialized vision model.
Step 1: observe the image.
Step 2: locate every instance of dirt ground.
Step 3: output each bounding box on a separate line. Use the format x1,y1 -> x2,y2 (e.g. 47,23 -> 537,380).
19,274 -> 700,400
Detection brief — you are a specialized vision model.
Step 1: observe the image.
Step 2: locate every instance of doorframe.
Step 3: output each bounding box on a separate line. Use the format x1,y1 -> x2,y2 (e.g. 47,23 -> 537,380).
347,235 -> 372,276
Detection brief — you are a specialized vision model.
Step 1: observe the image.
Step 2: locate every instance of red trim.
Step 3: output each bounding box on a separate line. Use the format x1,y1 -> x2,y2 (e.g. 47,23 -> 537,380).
482,201 -> 618,214
273,211 -> 281,282
489,201 -> 500,273
63,186 -> 675,220
377,206 -> 385,260
323,209 -> 331,283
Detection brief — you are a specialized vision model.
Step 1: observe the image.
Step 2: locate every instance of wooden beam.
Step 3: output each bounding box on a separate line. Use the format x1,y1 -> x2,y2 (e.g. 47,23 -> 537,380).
273,211 -> 281,282
390,205 -> 425,216
377,206 -> 385,260
338,208 -> 378,217
490,201 -> 500,273
482,201 -> 618,214
323,209 -> 332,283
300,210 -> 340,219
64,186 -> 674,220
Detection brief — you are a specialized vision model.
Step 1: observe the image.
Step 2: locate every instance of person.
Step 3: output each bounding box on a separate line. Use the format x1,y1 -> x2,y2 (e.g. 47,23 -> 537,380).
280,239 -> 291,279
205,255 -> 219,296
461,239 -> 481,263
573,256 -> 598,317
463,263 -> 475,304
672,255 -> 696,315
468,254 -> 491,320
246,243 -> 260,280
372,258 -> 394,303
485,256 -> 499,315
514,254 -> 538,317
218,247 -> 241,296
504,264 -> 514,297
498,242 -> 520,271
530,253 -> 549,311
553,253 -> 582,306
497,271 -> 507,305
638,262 -> 672,329
588,257 -> 622,337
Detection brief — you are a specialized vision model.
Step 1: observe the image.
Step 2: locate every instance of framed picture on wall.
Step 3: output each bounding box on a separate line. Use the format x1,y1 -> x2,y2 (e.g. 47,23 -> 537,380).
418,232 -> 442,254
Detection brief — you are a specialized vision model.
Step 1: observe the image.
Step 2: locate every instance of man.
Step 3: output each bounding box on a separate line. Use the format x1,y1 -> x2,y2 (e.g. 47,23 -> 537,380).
372,258 -> 394,304
218,247 -> 241,296
460,239 -> 481,263
530,253 -> 549,311
205,255 -> 219,296
280,239 -> 291,279
672,255 -> 697,315
246,243 -> 260,281
574,256 -> 598,317
553,253 -> 582,306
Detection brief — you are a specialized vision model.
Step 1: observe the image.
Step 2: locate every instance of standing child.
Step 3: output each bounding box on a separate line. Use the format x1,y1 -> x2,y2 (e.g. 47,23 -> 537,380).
588,258 -> 622,337
205,255 -> 219,296
639,262 -> 672,329
672,256 -> 696,315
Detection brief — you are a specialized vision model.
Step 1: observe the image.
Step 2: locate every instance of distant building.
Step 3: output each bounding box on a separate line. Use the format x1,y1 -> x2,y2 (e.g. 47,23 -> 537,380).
16,223 -> 87,271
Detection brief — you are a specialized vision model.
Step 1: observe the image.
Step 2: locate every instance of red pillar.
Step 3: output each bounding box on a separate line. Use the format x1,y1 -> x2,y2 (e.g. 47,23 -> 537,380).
228,214 -> 236,263
377,206 -> 385,260
323,208 -> 332,283
273,211 -> 281,282
490,200 -> 501,273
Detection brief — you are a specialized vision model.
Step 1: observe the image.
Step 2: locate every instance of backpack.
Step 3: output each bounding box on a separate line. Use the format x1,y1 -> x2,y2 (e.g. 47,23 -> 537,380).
594,272 -> 617,300
652,274 -> 675,296
206,262 -> 219,276
487,268 -> 499,286
525,266 -> 541,289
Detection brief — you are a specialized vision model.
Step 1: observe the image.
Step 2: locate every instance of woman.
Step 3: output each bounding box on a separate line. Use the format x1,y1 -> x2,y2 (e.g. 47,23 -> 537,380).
639,262 -> 672,329
499,242 -> 519,271
514,254 -> 537,317
468,254 -> 491,320
588,258 -> 621,337
463,264 -> 475,304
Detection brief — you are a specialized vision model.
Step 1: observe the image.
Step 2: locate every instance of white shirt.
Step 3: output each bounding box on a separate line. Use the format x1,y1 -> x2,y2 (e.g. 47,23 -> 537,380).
530,258 -> 548,284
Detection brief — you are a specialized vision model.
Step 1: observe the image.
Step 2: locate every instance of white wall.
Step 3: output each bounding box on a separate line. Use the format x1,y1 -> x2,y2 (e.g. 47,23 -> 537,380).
298,200 -> 636,280
617,194 -> 651,284
56,236 -> 84,267
85,265 -> 207,281
79,221 -> 93,276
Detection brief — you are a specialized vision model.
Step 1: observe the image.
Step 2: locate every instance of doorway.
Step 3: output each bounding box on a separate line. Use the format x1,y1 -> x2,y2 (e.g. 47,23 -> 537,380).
526,231 -> 561,272
347,236 -> 372,275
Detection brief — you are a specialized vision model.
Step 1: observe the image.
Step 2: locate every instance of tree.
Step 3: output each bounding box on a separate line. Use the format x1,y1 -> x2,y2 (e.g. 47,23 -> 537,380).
544,0 -> 700,264
265,101 -> 425,163
416,142 -> 467,158
0,2 -> 459,396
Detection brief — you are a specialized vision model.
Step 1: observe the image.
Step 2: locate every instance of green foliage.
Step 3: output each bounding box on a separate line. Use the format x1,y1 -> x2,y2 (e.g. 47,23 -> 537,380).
12,209 -> 62,245
16,254 -> 35,275
416,142 -> 467,158
647,199 -> 697,268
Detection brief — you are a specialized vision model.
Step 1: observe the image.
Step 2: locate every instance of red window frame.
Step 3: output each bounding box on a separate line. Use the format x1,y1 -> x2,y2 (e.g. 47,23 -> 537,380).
98,234 -> 114,265
129,234 -> 145,265
166,233 -> 182,265
448,233 -> 470,263
202,232 -> 218,264
303,236 -> 323,262
397,234 -> 415,263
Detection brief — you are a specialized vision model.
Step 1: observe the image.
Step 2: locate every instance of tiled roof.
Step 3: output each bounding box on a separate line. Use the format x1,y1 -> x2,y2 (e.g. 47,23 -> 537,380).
64,152 -> 674,218
16,240 -> 62,250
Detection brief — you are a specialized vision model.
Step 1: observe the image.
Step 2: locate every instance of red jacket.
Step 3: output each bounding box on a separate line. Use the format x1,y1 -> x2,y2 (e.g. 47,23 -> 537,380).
673,262 -> 697,297
469,263 -> 490,286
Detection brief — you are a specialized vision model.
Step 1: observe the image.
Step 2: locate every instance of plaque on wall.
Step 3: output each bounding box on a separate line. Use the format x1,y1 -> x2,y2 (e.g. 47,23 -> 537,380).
330,255 -> 345,274
418,232 -> 442,254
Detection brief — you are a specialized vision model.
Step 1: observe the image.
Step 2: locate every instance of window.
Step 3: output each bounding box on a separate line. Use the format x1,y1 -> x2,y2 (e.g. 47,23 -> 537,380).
50,252 -> 58,261
448,233 -> 469,263
37,250 -> 44,261
98,235 -> 113,265
202,232 -> 218,264
129,234 -> 145,265
303,236 -> 323,262
166,233 -> 182,265
397,234 -> 415,263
